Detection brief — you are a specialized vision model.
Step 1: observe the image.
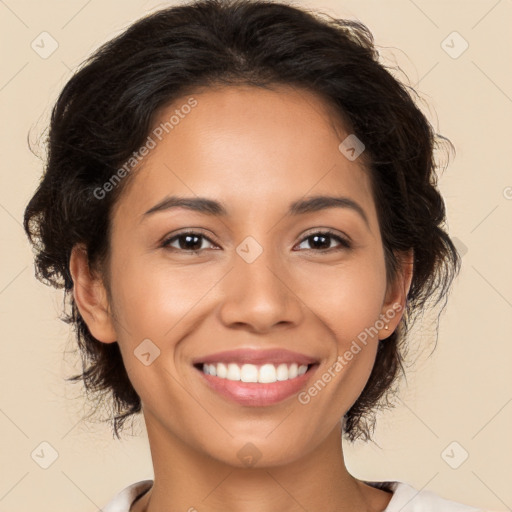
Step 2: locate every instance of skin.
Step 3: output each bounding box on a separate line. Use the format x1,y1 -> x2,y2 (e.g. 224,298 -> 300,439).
70,85 -> 413,512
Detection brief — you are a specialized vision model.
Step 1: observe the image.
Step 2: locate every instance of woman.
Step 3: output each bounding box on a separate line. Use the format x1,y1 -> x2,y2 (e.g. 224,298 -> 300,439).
23,0 -> 485,510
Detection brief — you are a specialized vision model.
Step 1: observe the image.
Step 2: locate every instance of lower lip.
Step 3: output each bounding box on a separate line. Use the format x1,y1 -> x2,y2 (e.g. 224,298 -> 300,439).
195,365 -> 318,406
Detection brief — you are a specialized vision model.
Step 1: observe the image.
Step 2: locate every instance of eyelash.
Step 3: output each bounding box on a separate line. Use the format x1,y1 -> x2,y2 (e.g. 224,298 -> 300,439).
161,229 -> 352,254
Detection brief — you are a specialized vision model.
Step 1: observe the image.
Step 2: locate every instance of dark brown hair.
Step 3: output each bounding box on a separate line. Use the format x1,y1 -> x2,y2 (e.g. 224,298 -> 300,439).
24,0 -> 460,441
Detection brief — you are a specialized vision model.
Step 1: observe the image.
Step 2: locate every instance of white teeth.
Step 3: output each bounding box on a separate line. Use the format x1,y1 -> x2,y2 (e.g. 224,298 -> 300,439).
201,362 -> 309,382
240,364 -> 259,382
276,363 -> 289,381
259,364 -> 276,383
216,362 -> 227,378
226,363 -> 240,380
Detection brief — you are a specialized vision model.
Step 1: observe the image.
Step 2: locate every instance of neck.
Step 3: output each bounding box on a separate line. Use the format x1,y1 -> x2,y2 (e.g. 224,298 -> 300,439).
131,412 -> 392,512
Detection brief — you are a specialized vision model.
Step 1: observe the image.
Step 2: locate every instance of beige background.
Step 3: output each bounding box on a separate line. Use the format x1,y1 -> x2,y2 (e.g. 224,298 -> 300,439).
1,0 -> 511,511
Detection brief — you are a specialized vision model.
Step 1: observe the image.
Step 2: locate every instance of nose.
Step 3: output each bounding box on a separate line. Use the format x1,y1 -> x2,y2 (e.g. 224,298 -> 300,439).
217,245 -> 304,334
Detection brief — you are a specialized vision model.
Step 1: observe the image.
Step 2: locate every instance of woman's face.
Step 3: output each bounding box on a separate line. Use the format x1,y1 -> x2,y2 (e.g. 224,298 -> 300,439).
86,85 -> 409,467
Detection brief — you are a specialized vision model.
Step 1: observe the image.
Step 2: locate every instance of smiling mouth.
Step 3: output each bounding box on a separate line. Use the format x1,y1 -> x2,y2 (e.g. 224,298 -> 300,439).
193,362 -> 316,383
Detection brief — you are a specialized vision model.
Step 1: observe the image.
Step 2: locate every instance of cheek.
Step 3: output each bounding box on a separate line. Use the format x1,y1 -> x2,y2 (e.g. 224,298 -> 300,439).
305,256 -> 388,342
108,249 -> 221,339
300,256 -> 387,401
110,238 -> 388,351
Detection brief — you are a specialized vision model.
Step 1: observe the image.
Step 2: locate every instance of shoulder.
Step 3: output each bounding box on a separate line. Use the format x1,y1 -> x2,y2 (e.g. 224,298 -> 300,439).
101,480 -> 153,512
380,481 -> 486,512
103,479 -> 490,512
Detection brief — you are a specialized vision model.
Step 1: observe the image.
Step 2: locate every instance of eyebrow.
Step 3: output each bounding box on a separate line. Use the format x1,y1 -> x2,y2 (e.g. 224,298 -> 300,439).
143,194 -> 369,228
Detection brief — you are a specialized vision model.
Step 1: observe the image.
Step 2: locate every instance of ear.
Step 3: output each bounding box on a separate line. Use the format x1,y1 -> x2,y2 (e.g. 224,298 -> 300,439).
69,244 -> 117,343
379,248 -> 414,340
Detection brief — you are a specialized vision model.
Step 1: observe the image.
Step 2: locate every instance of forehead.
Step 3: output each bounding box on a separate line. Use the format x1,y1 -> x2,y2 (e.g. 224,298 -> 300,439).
114,85 -> 377,226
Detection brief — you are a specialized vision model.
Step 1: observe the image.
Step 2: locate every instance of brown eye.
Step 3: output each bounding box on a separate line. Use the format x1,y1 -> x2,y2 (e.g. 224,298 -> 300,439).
295,231 -> 351,252
162,231 -> 217,253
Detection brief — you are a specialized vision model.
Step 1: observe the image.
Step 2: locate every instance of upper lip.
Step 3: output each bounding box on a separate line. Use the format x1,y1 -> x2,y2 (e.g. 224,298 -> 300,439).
193,348 -> 319,366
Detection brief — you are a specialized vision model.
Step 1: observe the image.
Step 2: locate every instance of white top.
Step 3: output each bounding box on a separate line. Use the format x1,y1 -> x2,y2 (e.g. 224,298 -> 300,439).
101,479 -> 488,511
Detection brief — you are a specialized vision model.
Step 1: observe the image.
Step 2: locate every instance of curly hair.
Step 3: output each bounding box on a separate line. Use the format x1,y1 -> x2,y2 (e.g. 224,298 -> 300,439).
23,0 -> 460,441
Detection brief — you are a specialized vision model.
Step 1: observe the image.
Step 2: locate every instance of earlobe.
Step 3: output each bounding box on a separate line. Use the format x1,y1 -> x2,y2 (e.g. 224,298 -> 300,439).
69,244 -> 117,343
379,249 -> 414,340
